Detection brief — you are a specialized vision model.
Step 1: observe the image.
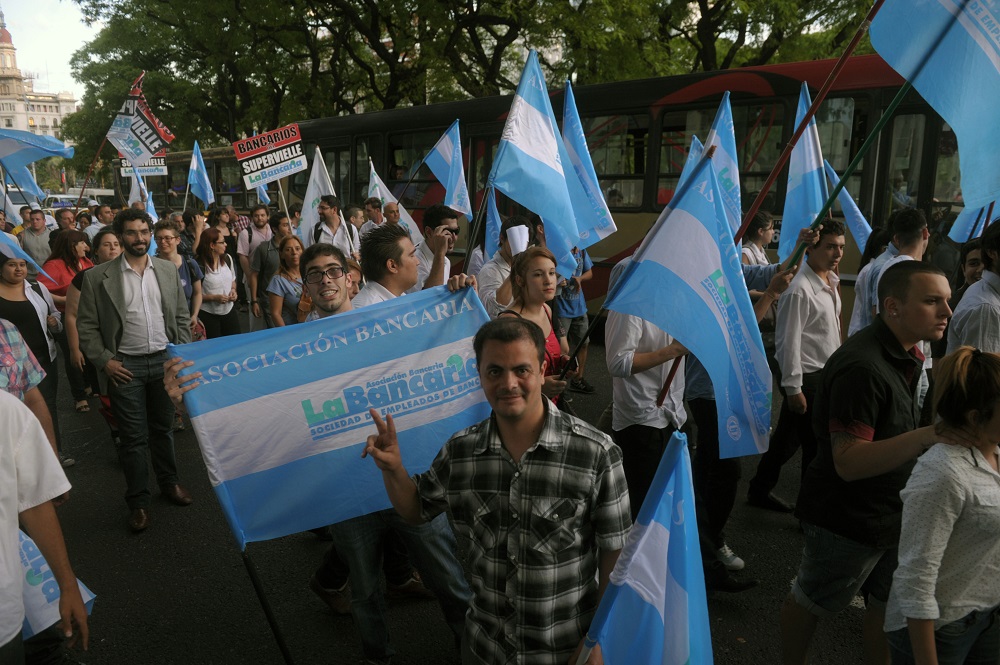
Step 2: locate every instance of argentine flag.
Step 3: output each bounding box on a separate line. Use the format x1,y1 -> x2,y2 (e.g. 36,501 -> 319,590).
948,203 -> 992,242
823,160 -> 872,252
0,231 -> 53,281
170,287 -> 491,549
872,0 -> 1000,209
778,84 -> 828,263
485,188 -> 502,259
705,92 -> 742,234
369,159 -> 417,236
677,135 -> 704,192
0,129 -> 74,199
562,81 -> 617,246
605,153 -> 772,458
423,120 -> 473,219
187,140 -> 215,206
585,433 -> 712,665
488,51 -> 581,279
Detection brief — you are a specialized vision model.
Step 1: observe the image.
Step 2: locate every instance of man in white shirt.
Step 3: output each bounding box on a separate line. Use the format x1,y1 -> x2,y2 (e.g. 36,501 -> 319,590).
77,208 -> 193,533
312,195 -> 359,260
359,197 -> 384,238
476,216 -> 533,318
84,204 -> 115,242
748,220 -> 845,512
237,204 -> 272,332
407,204 -> 457,294
948,220 -> 1000,353
355,223 -> 474,308
0,392 -> 88,660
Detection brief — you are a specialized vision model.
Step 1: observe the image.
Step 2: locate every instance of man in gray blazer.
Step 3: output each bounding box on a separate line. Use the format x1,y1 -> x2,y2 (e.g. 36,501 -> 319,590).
77,208 -> 194,533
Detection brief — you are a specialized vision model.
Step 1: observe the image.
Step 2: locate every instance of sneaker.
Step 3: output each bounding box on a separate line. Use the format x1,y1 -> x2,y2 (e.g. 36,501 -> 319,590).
717,543 -> 745,571
569,378 -> 596,394
308,575 -> 352,615
59,454 -> 76,468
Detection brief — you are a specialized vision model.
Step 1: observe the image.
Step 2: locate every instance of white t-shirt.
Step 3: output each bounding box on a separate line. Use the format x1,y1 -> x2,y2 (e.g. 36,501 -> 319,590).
200,256 -> 236,316
0,391 -> 71,645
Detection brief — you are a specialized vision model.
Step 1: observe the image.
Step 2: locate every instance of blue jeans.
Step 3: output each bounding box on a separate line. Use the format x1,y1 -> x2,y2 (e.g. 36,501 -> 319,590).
328,510 -> 471,662
108,351 -> 178,509
887,607 -> 1000,665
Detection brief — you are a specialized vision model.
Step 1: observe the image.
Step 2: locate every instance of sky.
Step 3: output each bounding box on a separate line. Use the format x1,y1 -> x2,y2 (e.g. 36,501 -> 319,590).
4,0 -> 99,101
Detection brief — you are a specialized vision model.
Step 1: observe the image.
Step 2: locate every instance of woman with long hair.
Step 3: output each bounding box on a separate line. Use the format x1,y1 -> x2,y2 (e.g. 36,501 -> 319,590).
498,245 -> 572,402
267,235 -> 304,327
39,229 -> 93,412
195,227 -> 240,338
884,346 -> 1000,664
741,210 -> 774,266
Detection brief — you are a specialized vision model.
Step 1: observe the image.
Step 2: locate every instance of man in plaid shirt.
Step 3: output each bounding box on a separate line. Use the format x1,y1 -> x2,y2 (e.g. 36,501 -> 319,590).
0,318 -> 58,455
364,317 -> 631,665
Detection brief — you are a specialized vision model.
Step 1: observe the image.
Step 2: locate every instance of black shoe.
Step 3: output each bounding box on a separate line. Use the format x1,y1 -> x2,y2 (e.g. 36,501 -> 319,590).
747,492 -> 795,513
704,563 -> 758,593
569,378 -> 596,394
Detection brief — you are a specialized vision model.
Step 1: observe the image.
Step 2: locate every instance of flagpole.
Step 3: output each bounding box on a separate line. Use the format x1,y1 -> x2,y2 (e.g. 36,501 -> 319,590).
74,136 -> 108,214
734,0 -> 888,244
182,182 -> 191,211
241,551 -> 296,665
277,179 -> 289,217
980,201 -> 996,236
465,186 -> 493,267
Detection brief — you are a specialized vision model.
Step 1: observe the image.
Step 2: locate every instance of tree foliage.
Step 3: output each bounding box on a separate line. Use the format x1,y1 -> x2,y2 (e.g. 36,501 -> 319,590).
63,0 -> 874,166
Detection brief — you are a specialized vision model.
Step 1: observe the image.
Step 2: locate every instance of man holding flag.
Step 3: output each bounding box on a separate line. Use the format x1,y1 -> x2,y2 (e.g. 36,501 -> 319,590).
364,317 -> 631,665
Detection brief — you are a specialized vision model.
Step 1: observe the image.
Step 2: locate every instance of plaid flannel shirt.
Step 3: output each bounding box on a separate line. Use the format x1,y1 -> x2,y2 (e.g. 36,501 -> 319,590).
414,399 -> 631,665
0,318 -> 45,401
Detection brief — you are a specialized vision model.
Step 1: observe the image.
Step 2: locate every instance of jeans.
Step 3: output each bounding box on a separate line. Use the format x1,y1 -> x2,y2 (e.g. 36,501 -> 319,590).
107,351 -> 178,509
328,510 -> 471,662
886,607 -> 999,665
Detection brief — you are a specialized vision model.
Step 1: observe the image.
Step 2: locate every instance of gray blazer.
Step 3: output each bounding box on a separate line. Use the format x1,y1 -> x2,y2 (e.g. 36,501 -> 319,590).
77,253 -> 192,392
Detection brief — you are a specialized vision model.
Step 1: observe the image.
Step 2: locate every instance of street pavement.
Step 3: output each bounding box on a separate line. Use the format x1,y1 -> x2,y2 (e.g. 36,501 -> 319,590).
50,330 -> 865,664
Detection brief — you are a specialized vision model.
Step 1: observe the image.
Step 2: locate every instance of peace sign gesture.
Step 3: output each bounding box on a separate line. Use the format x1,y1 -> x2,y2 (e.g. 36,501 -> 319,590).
363,408 -> 402,472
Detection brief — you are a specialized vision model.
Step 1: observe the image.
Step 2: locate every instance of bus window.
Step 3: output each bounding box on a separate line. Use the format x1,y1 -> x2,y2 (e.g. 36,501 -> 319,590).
933,122 -> 961,203
735,102 -> 785,210
886,114 -> 926,214
388,131 -> 439,209
816,96 -> 866,203
471,136 -> 499,209
291,145 -> 351,204
168,164 -> 187,197
657,109 -> 712,207
583,114 -> 648,209
355,135 -> 383,205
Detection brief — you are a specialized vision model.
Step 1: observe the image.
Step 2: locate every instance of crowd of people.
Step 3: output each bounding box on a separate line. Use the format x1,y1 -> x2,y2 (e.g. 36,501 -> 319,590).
1,193 -> 999,665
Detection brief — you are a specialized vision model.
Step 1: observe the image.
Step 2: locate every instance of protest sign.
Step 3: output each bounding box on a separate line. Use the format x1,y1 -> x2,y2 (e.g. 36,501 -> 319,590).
106,72 -> 174,168
232,124 -> 307,190
119,151 -> 167,177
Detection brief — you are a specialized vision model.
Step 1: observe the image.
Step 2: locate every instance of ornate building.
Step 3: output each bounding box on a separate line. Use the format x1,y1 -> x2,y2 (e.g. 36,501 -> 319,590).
0,5 -> 76,137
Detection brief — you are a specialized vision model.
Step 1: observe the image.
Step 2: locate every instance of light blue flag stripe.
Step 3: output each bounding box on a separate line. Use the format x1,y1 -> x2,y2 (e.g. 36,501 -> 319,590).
0,130 -> 74,200
778,84 -> 828,263
587,433 -> 712,665
0,232 -> 54,282
485,188 -> 502,259
871,0 -> 1000,209
562,81 -> 617,247
256,184 -> 271,205
676,136 -> 704,193
168,287 -> 491,549
947,204 -> 991,242
705,92 -> 742,234
424,120 -> 472,219
823,160 -> 872,251
4,165 -> 45,199
187,140 -> 215,206
487,51 -> 581,279
605,155 -> 772,458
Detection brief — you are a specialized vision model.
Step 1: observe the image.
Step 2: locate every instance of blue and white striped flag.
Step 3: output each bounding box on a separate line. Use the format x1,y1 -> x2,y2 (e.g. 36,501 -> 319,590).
487,51 -> 581,279
485,188 -> 502,259
948,203 -> 992,242
424,120 -> 472,219
705,92 -> 742,234
605,153 -> 771,458
676,135 -> 704,192
0,129 -> 74,199
0,231 -> 53,281
562,81 -> 617,246
872,0 -> 1000,209
256,184 -> 271,206
187,140 -> 215,206
585,432 -> 712,665
823,160 -> 872,251
170,287 -> 491,549
779,84 -> 828,262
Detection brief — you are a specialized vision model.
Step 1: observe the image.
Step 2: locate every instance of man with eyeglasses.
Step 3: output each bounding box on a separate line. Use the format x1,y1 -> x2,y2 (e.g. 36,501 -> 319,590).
408,204 -> 459,294
311,194 -> 359,261
77,208 -> 193,533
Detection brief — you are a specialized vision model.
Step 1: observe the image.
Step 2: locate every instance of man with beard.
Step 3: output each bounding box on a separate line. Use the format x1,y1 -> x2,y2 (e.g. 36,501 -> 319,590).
77,208 -> 193,533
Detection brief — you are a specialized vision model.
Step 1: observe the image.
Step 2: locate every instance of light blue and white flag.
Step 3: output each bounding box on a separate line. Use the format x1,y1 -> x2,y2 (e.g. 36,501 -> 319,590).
487,51 -> 580,279
779,83 -> 828,263
585,433 -> 712,665
0,231 -> 53,281
823,160 -> 872,251
170,287 -> 491,549
947,203 -> 992,242
256,184 -> 271,206
0,129 -> 74,199
705,92 -> 742,234
485,188 -> 502,259
423,120 -> 472,219
605,154 -> 771,458
676,135 -> 704,192
187,140 -> 215,206
369,159 -> 417,237
562,81 -> 617,246
19,530 -> 96,640
872,0 -> 1000,209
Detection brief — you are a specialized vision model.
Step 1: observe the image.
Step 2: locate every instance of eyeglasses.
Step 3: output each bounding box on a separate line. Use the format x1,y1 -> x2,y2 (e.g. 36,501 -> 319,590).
317,205 -> 332,212
305,265 -> 345,283
122,229 -> 151,238
155,235 -> 179,243
443,227 -> 460,237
